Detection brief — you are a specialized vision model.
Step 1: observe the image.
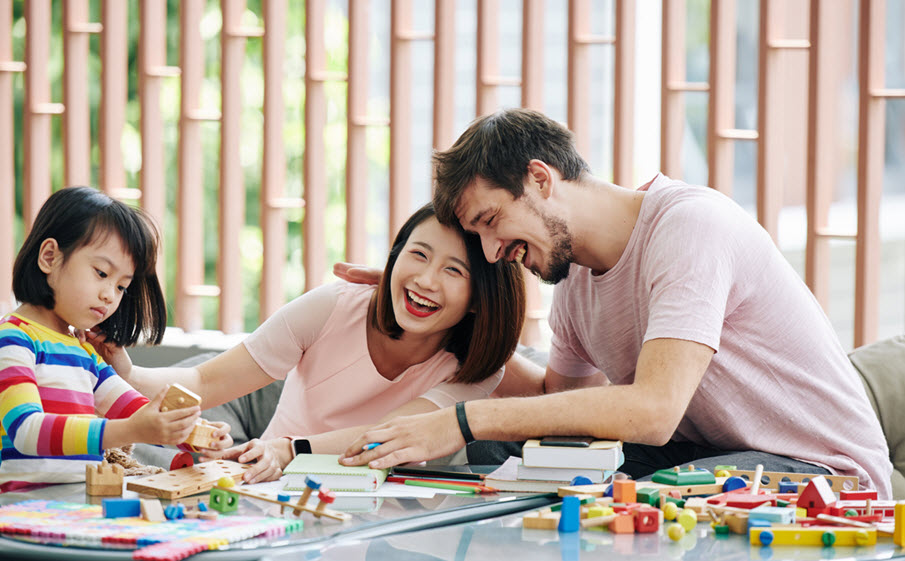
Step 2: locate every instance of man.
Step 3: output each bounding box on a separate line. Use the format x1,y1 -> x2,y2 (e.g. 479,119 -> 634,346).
340,108 -> 892,497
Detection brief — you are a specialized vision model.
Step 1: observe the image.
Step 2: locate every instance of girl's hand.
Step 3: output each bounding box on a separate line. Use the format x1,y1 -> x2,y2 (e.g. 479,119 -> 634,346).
81,329 -> 134,379
211,439 -> 287,484
129,386 -> 200,446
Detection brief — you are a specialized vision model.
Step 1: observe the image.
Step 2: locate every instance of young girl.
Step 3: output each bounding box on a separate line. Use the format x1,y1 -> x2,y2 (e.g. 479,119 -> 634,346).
0,187 -> 213,492
94,203 -> 527,483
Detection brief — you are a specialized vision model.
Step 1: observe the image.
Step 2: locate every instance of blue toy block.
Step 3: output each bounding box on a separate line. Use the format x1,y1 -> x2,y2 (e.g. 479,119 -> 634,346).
277,492 -> 291,502
779,482 -> 799,493
164,504 -> 179,520
197,502 -> 208,512
102,498 -> 141,518
558,495 -> 581,533
305,475 -> 322,490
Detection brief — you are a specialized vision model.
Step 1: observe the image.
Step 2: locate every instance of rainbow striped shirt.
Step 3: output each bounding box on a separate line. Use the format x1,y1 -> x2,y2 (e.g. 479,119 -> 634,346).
0,314 -> 149,492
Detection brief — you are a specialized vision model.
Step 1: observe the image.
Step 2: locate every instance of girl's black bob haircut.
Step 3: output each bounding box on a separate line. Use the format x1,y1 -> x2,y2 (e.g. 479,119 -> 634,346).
12,186 -> 166,346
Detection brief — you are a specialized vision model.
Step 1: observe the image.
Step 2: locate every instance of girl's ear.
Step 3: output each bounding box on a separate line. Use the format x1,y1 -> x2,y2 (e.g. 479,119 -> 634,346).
37,239 -> 61,274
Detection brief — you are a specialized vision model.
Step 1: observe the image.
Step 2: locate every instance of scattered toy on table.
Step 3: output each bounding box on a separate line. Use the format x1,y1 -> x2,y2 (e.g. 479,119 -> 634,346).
102,497 -> 141,518
208,476 -> 350,522
86,461 -> 124,496
126,459 -> 250,499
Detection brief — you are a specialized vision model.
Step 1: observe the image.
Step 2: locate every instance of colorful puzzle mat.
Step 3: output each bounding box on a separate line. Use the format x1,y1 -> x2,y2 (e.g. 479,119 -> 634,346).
0,499 -> 304,561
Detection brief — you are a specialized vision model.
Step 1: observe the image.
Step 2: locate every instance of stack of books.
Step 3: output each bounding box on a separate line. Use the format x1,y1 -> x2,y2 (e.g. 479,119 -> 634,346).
485,438 -> 623,493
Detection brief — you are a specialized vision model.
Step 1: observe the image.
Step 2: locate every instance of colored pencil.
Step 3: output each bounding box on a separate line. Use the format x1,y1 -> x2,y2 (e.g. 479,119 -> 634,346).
403,479 -> 497,494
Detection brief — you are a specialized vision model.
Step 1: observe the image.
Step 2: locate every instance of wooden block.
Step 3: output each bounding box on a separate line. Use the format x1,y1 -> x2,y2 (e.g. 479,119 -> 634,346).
184,419 -> 217,449
161,383 -> 201,412
522,510 -> 560,530
750,525 -> 876,546
608,513 -> 635,534
126,460 -> 250,499
140,499 -> 166,522
728,469 -> 858,493
612,480 -> 636,503
894,502 -> 905,547
85,462 -> 124,496
724,513 -> 749,534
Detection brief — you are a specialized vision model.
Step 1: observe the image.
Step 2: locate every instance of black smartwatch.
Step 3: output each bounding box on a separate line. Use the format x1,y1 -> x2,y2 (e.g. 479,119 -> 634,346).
290,437 -> 312,457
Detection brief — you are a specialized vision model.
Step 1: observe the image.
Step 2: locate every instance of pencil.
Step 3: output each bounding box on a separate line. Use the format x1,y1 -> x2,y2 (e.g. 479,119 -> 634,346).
403,479 -> 498,494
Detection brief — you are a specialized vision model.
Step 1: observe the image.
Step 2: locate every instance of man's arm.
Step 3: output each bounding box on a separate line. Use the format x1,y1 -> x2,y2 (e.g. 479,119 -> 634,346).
491,352 -> 546,397
544,367 -> 608,393
340,337 -> 714,469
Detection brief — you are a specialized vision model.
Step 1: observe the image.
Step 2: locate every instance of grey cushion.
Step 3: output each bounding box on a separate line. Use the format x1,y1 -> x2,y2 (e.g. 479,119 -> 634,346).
849,335 -> 905,499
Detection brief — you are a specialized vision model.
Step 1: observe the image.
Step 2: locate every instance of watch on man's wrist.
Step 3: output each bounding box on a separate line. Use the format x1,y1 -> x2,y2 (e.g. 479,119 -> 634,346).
291,437 -> 312,457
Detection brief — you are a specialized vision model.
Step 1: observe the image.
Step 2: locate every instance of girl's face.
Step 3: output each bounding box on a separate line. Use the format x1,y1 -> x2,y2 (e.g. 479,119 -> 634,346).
390,216 -> 473,339
39,233 -> 134,333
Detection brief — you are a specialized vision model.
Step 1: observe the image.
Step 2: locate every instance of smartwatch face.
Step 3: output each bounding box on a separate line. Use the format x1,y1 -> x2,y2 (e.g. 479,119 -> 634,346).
293,438 -> 312,455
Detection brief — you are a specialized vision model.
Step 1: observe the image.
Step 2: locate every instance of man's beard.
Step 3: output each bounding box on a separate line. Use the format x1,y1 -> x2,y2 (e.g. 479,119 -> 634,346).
524,197 -> 573,284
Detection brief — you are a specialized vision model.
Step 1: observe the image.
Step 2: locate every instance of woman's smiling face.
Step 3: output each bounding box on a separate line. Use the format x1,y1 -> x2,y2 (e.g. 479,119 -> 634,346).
389,216 -> 473,338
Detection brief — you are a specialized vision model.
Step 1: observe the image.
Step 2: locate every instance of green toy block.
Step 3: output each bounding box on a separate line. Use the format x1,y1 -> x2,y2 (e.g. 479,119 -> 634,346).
664,496 -> 686,508
651,467 -> 716,486
209,487 -> 239,513
636,488 -> 660,507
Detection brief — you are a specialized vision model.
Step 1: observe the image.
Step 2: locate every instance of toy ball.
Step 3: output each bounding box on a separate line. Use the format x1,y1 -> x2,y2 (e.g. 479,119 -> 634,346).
570,475 -> 593,486
667,523 -> 686,541
217,476 -> 235,488
677,509 -> 697,531
662,502 -> 680,521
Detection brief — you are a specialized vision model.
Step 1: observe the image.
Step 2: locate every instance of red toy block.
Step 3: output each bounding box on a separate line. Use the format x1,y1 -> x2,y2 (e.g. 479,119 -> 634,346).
633,507 -> 660,533
840,490 -> 878,501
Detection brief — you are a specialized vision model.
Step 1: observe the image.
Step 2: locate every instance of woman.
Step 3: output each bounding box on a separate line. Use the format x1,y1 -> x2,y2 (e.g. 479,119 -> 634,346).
91,203 -> 526,483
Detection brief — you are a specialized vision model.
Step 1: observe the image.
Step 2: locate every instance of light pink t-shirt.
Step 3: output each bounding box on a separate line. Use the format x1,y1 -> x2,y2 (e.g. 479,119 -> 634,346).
245,281 -> 501,440
548,174 -> 892,497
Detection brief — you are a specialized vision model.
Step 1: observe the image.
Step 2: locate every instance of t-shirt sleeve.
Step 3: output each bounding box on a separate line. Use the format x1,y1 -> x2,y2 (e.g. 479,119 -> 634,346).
641,198 -> 738,352
547,283 -> 599,378
243,282 -> 340,380
0,330 -> 106,457
419,368 -> 503,408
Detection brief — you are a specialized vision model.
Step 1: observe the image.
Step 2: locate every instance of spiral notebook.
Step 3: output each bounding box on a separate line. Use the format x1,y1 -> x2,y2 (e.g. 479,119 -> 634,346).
282,454 -> 389,492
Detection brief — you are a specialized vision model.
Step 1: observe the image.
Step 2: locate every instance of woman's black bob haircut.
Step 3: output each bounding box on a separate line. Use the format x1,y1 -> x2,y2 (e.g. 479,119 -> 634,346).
12,186 -> 166,346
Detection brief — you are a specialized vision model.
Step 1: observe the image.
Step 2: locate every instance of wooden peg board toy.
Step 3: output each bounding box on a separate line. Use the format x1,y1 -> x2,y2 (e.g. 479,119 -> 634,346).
727,469 -> 859,492
127,460 -> 251,499
161,383 -> 201,412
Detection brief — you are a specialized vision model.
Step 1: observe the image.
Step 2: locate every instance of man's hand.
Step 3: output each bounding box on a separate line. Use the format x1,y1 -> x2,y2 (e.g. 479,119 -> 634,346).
339,407 -> 464,469
333,262 -> 382,285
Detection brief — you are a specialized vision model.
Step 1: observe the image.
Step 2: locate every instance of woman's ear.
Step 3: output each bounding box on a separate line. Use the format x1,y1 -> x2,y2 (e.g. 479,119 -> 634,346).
37,239 -> 61,274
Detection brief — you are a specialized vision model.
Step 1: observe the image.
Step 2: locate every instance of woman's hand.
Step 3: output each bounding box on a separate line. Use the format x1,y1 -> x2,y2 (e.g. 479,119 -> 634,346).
209,438 -> 290,484
195,421 -> 234,458
80,329 -> 134,380
333,262 -> 382,285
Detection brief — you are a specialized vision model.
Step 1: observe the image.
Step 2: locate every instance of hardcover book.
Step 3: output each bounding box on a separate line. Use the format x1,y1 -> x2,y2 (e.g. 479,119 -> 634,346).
521,439 -> 623,470
283,454 -> 388,492
516,463 -> 607,483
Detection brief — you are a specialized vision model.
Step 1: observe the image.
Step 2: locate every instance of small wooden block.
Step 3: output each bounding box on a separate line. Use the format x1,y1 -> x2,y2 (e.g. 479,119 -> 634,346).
608,514 -> 635,534
140,499 -> 166,522
184,419 -> 217,449
85,462 -> 124,496
523,510 -> 560,530
161,383 -> 202,412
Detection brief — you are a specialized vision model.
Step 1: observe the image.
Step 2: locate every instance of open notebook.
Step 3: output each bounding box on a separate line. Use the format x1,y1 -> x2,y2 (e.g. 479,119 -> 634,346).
283,454 -> 388,492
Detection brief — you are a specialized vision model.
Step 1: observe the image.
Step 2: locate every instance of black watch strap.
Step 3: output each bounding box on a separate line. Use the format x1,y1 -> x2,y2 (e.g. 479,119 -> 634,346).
291,438 -> 312,457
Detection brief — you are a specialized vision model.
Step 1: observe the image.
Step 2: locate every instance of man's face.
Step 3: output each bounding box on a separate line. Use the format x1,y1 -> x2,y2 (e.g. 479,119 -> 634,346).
455,176 -> 573,284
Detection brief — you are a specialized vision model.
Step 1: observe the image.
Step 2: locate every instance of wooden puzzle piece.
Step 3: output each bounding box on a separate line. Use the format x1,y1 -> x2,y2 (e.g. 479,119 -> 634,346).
85,461 -> 124,496
184,419 -> 218,449
161,383 -> 202,412
126,460 -> 250,499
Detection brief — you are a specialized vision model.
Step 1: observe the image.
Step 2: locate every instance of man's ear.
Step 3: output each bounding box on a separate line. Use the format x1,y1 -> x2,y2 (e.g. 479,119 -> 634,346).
526,159 -> 554,199
37,239 -> 61,274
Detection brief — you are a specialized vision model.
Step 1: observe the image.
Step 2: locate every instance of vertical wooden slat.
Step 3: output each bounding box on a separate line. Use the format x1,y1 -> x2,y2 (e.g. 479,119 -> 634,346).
389,0 -> 413,239
756,0 -> 785,243
62,0 -> 95,187
262,0 -> 288,321
567,0 -> 590,158
177,0 -> 207,331
660,0 -> 686,178
23,0 -> 59,227
346,0 -> 369,264
433,0 -> 456,150
476,0 -> 499,116
706,0 -> 738,196
613,0 -> 635,187
804,0 -> 835,308
305,0 -> 328,290
0,0 -> 23,307
99,0 -> 127,196
219,0 -> 249,333
140,0 -> 179,254
520,0 -> 544,348
854,0 -> 884,346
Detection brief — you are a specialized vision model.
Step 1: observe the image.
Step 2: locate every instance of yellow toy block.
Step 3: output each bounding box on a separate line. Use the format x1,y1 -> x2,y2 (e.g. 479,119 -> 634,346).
750,525 -> 876,547
894,502 -> 905,547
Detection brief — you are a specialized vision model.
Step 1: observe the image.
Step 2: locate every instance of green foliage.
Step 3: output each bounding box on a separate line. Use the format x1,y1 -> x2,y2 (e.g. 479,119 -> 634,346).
10,1 -> 364,334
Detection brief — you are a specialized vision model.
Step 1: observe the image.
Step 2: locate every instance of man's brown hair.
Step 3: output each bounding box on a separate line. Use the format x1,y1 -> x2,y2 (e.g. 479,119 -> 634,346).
433,108 -> 589,225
